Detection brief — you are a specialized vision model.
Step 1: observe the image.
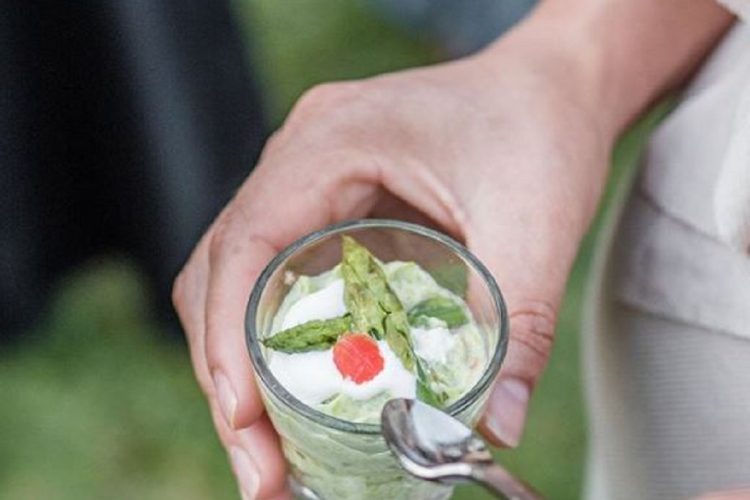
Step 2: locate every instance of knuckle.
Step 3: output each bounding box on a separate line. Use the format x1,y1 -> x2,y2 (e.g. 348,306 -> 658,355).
171,270 -> 186,310
291,81 -> 363,120
207,209 -> 262,271
508,299 -> 557,363
194,368 -> 215,400
259,129 -> 284,158
208,215 -> 238,265
300,82 -> 338,102
302,81 -> 356,105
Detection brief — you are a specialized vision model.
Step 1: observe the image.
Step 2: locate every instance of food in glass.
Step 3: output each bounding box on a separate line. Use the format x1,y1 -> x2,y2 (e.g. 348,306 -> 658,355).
246,221 -> 507,500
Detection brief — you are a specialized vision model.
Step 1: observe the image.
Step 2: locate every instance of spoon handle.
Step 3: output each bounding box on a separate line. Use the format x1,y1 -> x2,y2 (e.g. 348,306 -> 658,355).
470,463 -> 543,500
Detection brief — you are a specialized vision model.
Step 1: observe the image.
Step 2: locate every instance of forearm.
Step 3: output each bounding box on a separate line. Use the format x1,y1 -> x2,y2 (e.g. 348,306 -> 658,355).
463,0 -> 733,246
492,0 -> 735,141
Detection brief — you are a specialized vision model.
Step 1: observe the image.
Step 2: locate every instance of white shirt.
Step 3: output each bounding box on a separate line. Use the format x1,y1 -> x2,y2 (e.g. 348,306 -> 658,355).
639,5 -> 750,252
718,0 -> 750,19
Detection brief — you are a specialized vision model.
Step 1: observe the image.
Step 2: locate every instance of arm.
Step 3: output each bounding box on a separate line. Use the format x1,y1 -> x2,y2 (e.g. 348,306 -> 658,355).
516,0 -> 734,136
172,1 -> 733,497
473,0 -> 733,445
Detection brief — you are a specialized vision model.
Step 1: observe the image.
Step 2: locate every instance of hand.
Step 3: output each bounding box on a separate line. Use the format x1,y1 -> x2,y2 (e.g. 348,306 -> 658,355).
172,1 -> 731,496
697,490 -> 750,500
172,22 -> 610,498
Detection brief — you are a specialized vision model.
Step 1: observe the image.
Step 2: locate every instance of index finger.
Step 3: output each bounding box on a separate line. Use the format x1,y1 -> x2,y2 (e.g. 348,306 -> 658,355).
203,159 -> 379,431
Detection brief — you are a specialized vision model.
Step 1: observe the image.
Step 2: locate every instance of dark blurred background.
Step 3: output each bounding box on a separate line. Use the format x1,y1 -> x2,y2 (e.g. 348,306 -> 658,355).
0,1 -> 662,498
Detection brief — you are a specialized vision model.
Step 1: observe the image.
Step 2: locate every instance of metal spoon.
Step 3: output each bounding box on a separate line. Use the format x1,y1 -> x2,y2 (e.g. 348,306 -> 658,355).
381,398 -> 543,500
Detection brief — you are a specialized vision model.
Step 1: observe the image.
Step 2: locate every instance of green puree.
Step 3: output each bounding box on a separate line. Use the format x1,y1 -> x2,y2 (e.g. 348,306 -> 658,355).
265,237 -> 488,424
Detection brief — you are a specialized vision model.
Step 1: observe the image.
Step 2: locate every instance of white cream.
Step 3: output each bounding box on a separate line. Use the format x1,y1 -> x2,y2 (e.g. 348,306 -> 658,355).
267,340 -> 416,405
267,349 -> 342,406
281,279 -> 347,330
411,325 -> 456,365
341,341 -> 416,400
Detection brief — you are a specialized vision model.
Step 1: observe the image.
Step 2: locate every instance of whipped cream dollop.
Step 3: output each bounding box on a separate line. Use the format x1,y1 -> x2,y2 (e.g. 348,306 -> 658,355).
268,340 -> 416,406
281,279 -> 347,330
411,325 -> 456,365
340,341 -> 416,401
268,349 -> 343,405
269,276 -> 420,405
268,274 -> 469,406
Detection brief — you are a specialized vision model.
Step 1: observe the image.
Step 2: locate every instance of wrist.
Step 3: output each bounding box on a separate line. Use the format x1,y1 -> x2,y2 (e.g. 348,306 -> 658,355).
473,11 -> 618,146
477,0 -> 733,139
466,24 -> 613,223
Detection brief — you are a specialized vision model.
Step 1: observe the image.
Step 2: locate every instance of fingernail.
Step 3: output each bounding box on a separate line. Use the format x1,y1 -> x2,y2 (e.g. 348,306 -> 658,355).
213,370 -> 237,428
230,446 -> 260,500
484,377 -> 530,447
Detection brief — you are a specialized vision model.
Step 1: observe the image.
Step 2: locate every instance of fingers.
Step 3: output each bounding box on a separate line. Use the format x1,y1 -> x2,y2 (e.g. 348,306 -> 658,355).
173,227 -> 216,395
234,416 -> 288,499
174,127 -> 382,497
479,302 -> 556,447
202,162 -> 377,430
467,223 -> 563,448
174,220 -> 282,498
697,490 -> 750,500
211,405 -> 289,499
205,218 -> 277,429
175,224 -> 286,498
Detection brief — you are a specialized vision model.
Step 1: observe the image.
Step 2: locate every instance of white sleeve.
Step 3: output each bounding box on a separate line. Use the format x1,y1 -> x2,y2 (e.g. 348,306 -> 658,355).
718,0 -> 750,20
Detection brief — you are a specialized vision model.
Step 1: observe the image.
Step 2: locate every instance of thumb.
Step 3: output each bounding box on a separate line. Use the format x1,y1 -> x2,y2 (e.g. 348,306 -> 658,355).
480,301 -> 557,447
467,223 -> 568,448
697,490 -> 750,500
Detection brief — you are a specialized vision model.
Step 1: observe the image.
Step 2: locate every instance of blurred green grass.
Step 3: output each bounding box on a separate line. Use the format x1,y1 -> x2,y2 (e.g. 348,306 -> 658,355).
0,1 -> 662,499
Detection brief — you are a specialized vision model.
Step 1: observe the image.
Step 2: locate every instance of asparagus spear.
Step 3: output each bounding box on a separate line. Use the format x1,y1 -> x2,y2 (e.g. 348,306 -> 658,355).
263,315 -> 351,353
341,236 -> 446,405
340,236 -> 389,341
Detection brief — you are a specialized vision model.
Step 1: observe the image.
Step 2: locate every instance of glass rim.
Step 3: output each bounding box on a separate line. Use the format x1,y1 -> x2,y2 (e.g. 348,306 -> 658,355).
245,219 -> 509,435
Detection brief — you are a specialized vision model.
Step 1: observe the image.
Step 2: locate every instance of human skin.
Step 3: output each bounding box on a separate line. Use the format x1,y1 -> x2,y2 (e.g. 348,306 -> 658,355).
172,1 -> 733,498
698,491 -> 750,500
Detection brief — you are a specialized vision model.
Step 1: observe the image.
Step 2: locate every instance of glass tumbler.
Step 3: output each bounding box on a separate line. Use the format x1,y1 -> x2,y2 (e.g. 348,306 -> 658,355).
245,220 -> 508,500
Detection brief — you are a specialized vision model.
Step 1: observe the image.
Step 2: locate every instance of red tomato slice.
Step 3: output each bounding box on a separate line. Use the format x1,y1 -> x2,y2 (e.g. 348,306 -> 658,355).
333,333 -> 384,384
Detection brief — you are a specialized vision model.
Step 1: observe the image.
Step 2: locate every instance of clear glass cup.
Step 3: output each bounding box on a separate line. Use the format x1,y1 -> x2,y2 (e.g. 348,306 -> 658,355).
245,220 -> 508,500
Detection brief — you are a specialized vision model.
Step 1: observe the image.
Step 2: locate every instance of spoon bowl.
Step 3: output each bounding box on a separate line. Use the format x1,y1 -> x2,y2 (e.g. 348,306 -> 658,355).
381,399 -> 543,499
